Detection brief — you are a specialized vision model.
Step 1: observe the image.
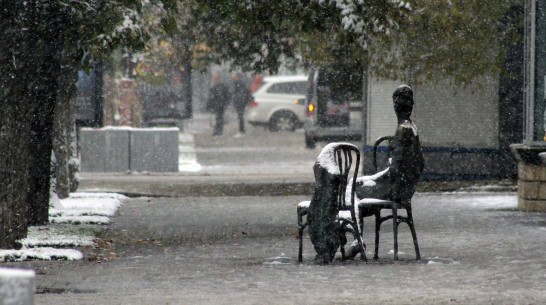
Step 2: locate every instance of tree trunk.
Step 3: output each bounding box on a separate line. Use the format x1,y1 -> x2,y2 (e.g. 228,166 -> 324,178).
93,63 -> 105,127
27,4 -> 66,226
181,58 -> 193,119
52,59 -> 79,199
173,40 -> 193,120
0,104 -> 32,249
0,1 -> 41,248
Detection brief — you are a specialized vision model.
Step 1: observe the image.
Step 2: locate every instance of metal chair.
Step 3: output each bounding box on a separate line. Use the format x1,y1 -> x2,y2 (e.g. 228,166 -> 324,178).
298,143 -> 367,262
356,136 -> 421,260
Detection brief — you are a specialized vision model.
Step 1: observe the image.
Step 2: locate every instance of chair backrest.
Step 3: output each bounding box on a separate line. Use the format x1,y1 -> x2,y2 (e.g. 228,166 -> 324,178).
372,135 -> 423,204
309,143 -> 361,262
316,142 -> 360,211
372,136 -> 393,171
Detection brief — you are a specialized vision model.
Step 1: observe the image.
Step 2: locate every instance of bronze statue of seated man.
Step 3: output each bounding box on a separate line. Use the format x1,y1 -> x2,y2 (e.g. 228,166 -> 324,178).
346,85 -> 425,258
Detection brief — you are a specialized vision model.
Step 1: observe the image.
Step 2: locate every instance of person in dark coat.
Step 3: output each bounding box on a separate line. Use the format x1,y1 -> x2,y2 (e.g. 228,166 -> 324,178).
345,85 -> 425,258
231,72 -> 252,137
207,72 -> 231,136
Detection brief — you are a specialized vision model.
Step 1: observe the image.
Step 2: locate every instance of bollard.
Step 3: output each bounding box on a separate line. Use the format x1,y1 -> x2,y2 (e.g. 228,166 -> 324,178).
0,267 -> 35,305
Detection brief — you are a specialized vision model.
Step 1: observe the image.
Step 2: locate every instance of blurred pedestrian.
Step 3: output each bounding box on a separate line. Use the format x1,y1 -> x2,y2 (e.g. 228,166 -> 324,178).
207,72 -> 230,136
231,72 -> 253,137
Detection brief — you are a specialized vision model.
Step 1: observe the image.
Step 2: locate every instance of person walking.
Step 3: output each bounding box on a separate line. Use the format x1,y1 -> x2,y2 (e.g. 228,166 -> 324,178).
231,72 -> 253,137
207,72 -> 231,136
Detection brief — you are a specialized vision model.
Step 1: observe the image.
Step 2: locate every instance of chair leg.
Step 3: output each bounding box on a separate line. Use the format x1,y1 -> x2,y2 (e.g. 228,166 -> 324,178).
298,226 -> 304,262
339,229 -> 347,261
350,211 -> 367,262
359,207 -> 368,259
359,212 -> 364,238
297,207 -> 307,262
354,228 -> 367,262
392,207 -> 399,260
406,208 -> 421,260
374,211 -> 381,260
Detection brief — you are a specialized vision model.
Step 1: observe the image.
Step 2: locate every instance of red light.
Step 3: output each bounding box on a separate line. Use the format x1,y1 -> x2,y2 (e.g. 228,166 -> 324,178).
249,101 -> 258,107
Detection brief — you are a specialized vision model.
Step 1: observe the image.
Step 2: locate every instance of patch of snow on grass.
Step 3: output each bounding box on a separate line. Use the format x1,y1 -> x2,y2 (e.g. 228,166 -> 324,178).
20,227 -> 94,248
0,192 -> 125,262
50,216 -> 111,225
0,248 -> 83,262
50,193 -> 125,221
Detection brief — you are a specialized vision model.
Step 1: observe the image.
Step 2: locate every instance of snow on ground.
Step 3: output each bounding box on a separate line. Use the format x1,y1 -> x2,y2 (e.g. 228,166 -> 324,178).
438,192 -> 518,209
0,192 -> 126,262
179,132 -> 202,172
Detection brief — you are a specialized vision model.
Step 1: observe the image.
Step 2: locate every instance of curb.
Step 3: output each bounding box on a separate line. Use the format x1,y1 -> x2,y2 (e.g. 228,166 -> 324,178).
79,178 -> 315,197
79,175 -> 517,198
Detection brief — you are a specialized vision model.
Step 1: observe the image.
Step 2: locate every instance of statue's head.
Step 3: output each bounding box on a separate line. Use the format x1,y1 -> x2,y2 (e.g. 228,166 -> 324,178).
392,85 -> 414,117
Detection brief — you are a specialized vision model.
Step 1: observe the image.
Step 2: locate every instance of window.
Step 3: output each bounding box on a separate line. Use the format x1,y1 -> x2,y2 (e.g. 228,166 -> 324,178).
267,81 -> 307,94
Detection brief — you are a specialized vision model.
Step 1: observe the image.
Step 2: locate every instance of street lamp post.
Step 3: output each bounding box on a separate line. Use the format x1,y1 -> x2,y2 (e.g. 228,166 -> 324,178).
511,0 -> 546,212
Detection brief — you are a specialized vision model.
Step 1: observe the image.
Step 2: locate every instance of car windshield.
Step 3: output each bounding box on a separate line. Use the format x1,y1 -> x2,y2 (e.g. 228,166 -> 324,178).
317,69 -> 363,103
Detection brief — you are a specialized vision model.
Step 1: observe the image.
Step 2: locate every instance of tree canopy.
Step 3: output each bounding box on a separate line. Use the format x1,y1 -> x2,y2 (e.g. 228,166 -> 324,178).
381,0 -> 521,87
185,0 -> 520,87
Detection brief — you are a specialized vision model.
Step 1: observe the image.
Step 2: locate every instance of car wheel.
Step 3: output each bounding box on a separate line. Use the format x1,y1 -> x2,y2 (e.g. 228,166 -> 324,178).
269,111 -> 298,132
305,134 -> 316,149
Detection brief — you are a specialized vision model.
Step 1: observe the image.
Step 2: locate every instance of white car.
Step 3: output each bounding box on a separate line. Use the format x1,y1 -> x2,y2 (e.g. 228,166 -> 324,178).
247,75 -> 307,132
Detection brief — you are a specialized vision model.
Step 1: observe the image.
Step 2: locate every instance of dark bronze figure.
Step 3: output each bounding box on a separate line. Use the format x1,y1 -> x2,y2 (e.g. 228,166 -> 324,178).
307,161 -> 344,263
346,85 -> 425,258
305,143 -> 365,264
355,85 -> 424,202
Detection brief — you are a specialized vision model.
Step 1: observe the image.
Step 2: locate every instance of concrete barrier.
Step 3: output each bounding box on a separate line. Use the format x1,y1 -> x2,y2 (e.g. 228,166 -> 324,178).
80,127 -> 130,172
130,128 -> 179,172
80,127 -> 179,172
0,268 -> 35,305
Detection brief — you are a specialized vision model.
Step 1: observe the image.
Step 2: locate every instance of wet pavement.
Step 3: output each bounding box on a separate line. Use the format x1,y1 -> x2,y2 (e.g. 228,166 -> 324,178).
3,112 -> 545,304
7,192 -> 546,304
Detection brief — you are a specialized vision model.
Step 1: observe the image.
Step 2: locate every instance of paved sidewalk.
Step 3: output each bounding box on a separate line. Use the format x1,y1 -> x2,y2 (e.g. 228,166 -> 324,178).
7,192 -> 545,304
5,113 -> 543,304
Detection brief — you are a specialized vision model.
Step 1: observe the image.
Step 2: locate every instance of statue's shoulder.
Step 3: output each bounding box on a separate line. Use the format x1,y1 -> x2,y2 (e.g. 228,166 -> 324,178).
398,120 -> 418,136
